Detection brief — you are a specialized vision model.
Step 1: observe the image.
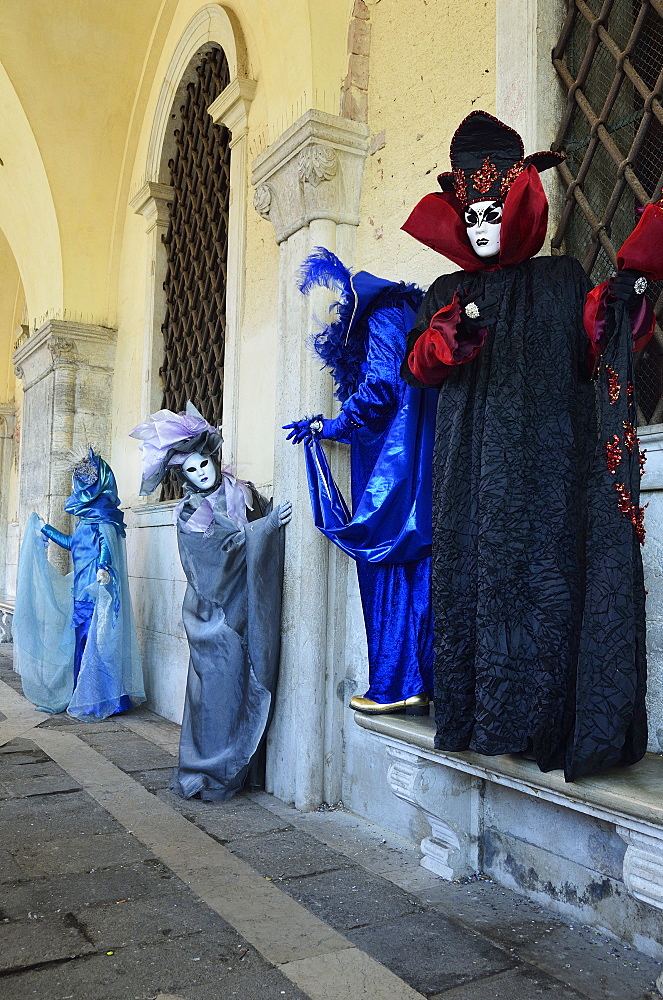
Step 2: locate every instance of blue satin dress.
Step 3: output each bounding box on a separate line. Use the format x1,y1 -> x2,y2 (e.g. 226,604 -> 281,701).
340,304 -> 434,702
299,252 -> 436,705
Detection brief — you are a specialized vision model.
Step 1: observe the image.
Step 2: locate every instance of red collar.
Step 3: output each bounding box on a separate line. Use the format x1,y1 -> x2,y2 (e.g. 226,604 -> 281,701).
402,165 -> 549,272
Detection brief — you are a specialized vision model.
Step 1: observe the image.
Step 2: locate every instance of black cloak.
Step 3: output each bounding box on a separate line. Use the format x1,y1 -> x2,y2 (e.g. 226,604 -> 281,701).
402,123 -> 648,781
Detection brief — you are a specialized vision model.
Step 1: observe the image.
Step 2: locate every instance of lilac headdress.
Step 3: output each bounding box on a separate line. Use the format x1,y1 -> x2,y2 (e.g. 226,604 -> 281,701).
129,402 -> 223,496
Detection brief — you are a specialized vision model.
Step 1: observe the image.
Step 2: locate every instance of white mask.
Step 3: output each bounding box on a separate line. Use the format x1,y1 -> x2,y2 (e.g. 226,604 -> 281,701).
182,452 -> 218,491
464,200 -> 503,258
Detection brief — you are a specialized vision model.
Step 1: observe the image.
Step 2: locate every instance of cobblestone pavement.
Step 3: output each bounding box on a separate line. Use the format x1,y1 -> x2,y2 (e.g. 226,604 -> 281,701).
0,644 -> 660,1000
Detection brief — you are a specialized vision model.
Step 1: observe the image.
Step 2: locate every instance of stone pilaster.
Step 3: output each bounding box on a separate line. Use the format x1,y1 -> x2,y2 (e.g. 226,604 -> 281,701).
252,110 -> 369,810
208,77 -> 256,468
130,182 -> 173,419
0,403 -> 16,596
14,320 -> 116,573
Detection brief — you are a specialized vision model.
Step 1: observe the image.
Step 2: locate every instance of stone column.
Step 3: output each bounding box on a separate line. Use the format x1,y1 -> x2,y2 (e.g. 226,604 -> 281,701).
14,320 -> 117,573
0,403 -> 16,595
130,181 -> 173,418
251,110 -> 369,809
208,77 -> 256,469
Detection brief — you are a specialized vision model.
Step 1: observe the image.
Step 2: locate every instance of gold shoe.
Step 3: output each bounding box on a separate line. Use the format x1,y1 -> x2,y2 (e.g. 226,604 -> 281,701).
350,693 -> 430,716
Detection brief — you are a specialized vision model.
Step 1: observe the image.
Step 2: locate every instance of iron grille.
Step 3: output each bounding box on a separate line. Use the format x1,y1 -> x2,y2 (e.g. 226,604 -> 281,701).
552,0 -> 663,425
160,46 -> 231,500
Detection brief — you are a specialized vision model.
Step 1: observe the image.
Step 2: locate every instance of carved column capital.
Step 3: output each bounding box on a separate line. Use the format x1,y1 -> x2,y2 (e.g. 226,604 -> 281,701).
14,320 -> 116,391
49,336 -> 77,364
251,109 -> 369,243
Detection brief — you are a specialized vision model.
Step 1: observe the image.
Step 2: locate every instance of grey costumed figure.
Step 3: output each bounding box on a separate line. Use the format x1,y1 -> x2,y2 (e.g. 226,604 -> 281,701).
130,403 -> 291,800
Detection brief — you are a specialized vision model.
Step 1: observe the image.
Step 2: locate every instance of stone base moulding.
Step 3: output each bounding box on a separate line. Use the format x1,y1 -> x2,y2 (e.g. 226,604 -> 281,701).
357,712 -> 663,959
618,825 -> 663,910
0,599 -> 13,643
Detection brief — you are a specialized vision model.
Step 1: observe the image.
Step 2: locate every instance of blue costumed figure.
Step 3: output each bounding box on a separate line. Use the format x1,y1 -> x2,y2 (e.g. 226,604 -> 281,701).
284,249 -> 437,714
13,448 -> 145,720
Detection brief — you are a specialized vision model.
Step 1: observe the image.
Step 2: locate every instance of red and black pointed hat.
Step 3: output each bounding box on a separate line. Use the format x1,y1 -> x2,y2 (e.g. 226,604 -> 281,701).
437,110 -> 565,208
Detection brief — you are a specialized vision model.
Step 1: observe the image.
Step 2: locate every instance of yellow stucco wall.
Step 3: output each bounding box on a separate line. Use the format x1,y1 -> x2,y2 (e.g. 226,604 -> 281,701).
355,0 -> 496,287
0,0 -> 496,501
0,227 -> 22,406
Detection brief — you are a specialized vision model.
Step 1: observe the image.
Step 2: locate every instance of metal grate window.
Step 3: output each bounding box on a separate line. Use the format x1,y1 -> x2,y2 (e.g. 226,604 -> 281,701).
160,46 -> 230,500
552,0 -> 663,425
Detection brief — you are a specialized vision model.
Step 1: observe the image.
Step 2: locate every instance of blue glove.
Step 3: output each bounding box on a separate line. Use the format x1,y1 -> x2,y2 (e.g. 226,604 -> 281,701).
283,412 -> 359,445
283,416 -> 321,445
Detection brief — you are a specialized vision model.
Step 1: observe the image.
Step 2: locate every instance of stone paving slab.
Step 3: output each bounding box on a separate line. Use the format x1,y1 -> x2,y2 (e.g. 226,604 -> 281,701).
252,791 -> 426,875
0,788 -> 126,843
78,731 -> 177,772
0,915 -> 96,973
0,773 -> 82,798
0,758 -> 71,781
281,864 -> 421,931
31,712 -> 79,728
12,831 -> 156,878
133,766 -> 175,791
0,935 -> 312,1000
282,947 -> 426,1000
0,748 -> 50,765
517,924 -> 660,1000
71,885 -> 219,949
0,737 -> 42,754
417,878 -> 566,946
226,827 -> 355,880
346,910 -> 515,995
158,787 -> 294,841
0,847 -> 24,883
433,966 -> 589,999
0,862 -> 175,919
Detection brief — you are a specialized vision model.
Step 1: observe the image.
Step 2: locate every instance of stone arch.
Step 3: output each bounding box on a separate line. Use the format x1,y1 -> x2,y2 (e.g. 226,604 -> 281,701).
133,4 -> 256,466
146,4 -> 249,186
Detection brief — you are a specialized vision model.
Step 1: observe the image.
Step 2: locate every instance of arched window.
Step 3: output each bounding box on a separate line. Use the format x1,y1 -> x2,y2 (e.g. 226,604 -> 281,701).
160,46 -> 230,498
552,0 -> 663,425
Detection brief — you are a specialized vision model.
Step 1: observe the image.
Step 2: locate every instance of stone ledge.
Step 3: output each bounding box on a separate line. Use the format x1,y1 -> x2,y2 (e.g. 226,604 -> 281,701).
355,711 -> 663,830
355,711 -> 663,915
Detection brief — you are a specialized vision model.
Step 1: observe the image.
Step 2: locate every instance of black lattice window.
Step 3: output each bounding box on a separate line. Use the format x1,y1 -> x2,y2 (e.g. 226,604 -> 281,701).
552,0 -> 663,425
160,46 -> 230,500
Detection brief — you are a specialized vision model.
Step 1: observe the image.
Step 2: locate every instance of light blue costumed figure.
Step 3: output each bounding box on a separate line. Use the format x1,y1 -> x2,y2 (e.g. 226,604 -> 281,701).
284,249 -> 437,714
13,448 -> 145,720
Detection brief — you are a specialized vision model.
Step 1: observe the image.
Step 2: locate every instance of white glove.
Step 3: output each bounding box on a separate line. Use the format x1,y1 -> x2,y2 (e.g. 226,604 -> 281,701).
96,568 -> 111,586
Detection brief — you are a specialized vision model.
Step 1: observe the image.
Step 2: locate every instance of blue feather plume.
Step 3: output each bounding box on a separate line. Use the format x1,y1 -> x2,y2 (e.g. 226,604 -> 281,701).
298,248 -> 424,403
299,248 -> 363,402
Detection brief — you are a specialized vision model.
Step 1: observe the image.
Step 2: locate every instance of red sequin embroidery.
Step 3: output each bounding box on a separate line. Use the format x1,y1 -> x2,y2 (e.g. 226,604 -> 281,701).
615,482 -> 647,544
499,160 -> 525,200
627,381 -> 634,403
453,168 -> 468,206
605,435 -> 622,474
606,366 -> 621,404
471,157 -> 499,195
623,420 -> 637,453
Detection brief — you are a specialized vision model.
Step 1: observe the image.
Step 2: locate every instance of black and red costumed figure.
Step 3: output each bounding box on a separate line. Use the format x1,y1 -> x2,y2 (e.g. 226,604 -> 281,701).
401,110 -> 663,781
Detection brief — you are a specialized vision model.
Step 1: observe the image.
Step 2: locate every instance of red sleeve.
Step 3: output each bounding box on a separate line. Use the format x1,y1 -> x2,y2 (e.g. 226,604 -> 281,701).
408,291 -> 487,387
583,282 -> 655,376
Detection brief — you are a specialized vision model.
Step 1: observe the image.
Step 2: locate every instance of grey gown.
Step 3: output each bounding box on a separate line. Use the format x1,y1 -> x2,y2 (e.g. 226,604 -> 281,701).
171,488 -> 285,801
